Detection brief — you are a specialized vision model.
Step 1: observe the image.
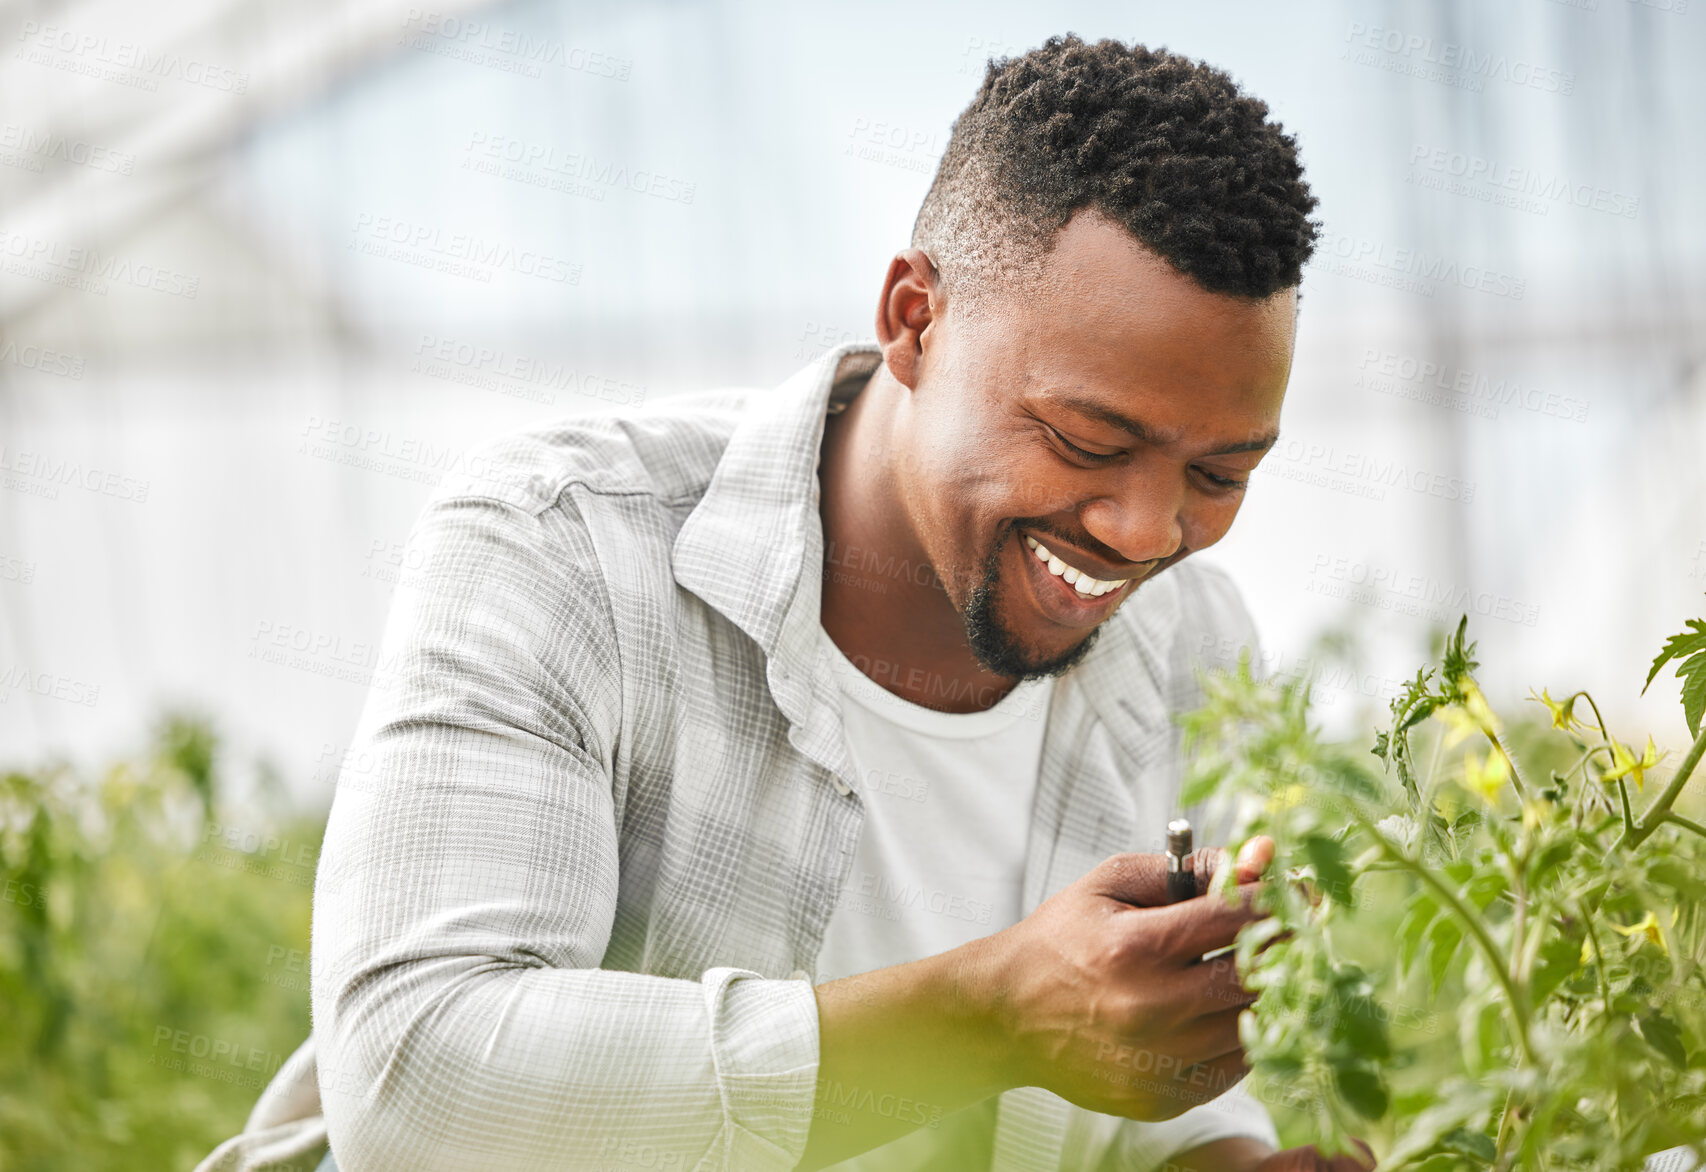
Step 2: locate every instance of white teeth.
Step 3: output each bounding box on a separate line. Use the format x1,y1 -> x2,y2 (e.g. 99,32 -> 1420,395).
1023,531 -> 1130,599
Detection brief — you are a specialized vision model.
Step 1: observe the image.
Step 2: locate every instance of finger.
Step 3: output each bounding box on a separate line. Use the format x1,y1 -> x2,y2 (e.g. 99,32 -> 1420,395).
1284,1139 -> 1378,1172
1189,949 -> 1258,1012
1336,1138 -> 1378,1171
1159,1003 -> 1249,1067
1146,881 -> 1271,962
1189,835 -> 1275,895
1170,1049 -> 1252,1111
1091,839 -> 1276,908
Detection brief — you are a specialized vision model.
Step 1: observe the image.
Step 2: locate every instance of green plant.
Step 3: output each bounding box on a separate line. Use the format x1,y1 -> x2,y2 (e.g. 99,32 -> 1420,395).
0,716 -> 320,1172
1182,613 -> 1706,1170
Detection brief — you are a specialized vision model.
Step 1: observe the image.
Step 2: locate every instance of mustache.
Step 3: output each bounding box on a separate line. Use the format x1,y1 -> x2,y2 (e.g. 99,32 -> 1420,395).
1006,517 -> 1168,575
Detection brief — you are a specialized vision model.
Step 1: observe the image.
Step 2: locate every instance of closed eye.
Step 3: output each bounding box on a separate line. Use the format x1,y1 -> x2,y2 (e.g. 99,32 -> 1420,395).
1048,426 -> 1122,465
1196,468 -> 1248,490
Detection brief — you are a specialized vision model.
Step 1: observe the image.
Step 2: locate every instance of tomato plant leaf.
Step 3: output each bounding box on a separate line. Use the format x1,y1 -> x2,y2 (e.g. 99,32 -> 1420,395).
1399,890 -> 1439,974
1642,616 -> 1706,736
1637,1010 -> 1688,1069
1427,915 -> 1465,998
1332,1062 -> 1390,1121
1530,928 -> 1584,1005
1648,859 -> 1706,902
1304,834 -> 1354,905
1440,615 -> 1479,699
1527,837 -> 1575,892
1437,1126 -> 1498,1162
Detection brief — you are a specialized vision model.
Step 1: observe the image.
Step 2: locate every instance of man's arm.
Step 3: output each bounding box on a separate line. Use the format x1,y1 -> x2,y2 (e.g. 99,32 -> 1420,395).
314,493 -> 821,1172
799,848 -> 1272,1168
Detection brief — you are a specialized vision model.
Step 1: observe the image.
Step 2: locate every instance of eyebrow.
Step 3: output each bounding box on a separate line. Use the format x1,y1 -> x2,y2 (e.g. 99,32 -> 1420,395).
1050,393 -> 1279,456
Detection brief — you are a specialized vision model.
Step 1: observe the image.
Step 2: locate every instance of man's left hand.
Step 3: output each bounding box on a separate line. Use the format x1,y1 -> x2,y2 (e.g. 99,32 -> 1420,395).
1172,1136 -> 1377,1171
1252,1140 -> 1377,1171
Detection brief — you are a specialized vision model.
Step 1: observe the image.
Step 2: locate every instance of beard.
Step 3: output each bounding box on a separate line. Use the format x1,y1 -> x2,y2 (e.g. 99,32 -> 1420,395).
959,522 -> 1104,680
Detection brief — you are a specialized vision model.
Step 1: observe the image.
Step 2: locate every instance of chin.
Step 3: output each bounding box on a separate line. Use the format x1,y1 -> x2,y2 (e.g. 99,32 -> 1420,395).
963,591 -> 1104,679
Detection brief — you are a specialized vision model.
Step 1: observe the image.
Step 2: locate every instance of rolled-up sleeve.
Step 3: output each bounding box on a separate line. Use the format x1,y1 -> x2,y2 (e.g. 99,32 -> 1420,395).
311,491 -> 820,1172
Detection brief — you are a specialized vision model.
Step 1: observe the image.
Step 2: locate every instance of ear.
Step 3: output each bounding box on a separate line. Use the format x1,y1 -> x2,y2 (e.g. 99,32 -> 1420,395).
873,248 -> 940,391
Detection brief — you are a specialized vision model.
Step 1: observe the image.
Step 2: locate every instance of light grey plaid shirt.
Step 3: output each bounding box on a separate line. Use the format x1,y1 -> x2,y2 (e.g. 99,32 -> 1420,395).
197,343 -> 1276,1172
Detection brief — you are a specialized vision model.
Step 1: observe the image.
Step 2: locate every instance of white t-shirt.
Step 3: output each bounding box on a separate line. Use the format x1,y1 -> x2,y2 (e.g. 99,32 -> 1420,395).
814,625 -> 1053,1172
813,625 -> 1055,987
812,624 -> 1279,1171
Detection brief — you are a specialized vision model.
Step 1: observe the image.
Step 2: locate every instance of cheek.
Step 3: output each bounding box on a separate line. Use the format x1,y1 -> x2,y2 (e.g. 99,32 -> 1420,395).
1002,463 -> 1071,519
1182,496 -> 1245,547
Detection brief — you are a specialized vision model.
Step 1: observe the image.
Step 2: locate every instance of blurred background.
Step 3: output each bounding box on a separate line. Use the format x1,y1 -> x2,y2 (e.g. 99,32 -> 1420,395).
0,0 -> 1701,1166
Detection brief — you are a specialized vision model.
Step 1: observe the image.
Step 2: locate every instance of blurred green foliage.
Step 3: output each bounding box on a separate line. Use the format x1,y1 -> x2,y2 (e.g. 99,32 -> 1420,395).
1185,617 -> 1706,1169
0,715 -> 323,1172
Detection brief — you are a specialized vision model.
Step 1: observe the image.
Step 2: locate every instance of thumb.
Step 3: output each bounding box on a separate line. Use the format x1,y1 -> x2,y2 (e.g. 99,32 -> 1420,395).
1088,851 -> 1170,906
1190,835 -> 1275,894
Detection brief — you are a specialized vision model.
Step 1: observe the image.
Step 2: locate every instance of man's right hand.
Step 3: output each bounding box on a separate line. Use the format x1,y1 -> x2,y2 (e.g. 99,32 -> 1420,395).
799,838 -> 1274,1169
977,837 -> 1273,1120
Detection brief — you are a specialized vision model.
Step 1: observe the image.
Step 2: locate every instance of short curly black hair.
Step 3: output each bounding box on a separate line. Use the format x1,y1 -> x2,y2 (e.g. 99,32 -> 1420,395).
913,35 -> 1319,309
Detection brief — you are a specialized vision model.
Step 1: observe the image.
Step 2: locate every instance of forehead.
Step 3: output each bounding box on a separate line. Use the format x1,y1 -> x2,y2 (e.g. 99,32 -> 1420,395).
964,211 -> 1296,427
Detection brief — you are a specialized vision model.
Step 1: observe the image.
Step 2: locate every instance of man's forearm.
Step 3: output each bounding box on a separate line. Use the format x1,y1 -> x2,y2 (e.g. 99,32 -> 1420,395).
797,936 -> 1013,1169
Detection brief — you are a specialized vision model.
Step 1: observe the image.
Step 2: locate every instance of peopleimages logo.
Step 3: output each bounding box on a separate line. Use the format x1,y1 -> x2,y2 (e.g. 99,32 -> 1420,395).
462,133 -> 696,204
399,9 -> 632,80
1408,145 -> 1640,220
1315,230 -> 1525,301
1356,348 -> 1589,424
14,20 -> 250,93
1341,22 -> 1575,95
0,230 -> 200,299
413,333 -> 647,407
348,213 -> 581,286
0,445 -> 150,503
0,123 -> 135,175
1259,437 -> 1478,505
1306,554 -> 1541,629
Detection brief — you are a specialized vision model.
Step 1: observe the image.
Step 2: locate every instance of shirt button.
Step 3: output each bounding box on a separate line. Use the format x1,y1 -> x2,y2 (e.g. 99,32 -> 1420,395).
831,776 -> 852,797
789,969 -> 812,983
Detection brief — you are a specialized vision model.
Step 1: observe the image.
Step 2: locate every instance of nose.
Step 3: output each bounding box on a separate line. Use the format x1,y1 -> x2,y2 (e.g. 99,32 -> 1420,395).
1077,475 -> 1184,568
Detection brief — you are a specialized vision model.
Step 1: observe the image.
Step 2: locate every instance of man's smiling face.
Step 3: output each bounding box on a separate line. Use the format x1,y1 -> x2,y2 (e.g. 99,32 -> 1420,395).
895,209 -> 1297,678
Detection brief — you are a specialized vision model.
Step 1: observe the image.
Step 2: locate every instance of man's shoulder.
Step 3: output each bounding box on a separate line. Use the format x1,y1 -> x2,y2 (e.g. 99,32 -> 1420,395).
435,386 -> 755,517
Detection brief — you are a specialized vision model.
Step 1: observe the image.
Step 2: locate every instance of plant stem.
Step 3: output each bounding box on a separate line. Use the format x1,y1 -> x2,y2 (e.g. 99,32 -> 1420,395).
1483,725 -> 1529,803
1665,812 -> 1706,842
1369,827 -> 1537,1065
1616,779 -> 1637,836
1616,722 -> 1706,851
1580,692 -> 1615,754
1579,900 -> 1612,1010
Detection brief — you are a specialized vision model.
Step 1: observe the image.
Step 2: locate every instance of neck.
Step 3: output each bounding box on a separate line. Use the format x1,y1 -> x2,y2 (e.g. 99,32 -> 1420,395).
817,367 -> 1019,713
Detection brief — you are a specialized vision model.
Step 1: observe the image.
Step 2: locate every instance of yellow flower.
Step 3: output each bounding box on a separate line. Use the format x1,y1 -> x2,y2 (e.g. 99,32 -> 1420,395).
1437,706 -> 1480,750
1602,735 -> 1664,792
1530,688 -> 1581,732
1609,910 -> 1668,955
1438,681 -> 1502,750
1460,745 -> 1509,803
1267,784 -> 1307,814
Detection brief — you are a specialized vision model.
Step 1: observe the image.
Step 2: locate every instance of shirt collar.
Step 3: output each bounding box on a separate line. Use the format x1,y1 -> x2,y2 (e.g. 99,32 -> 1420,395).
672,341 -> 881,659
